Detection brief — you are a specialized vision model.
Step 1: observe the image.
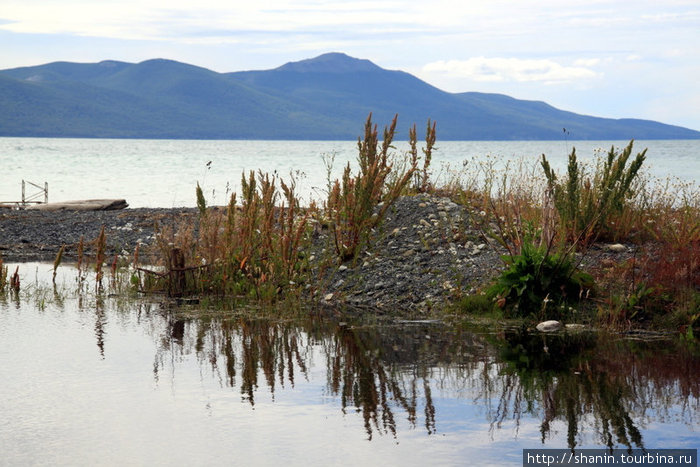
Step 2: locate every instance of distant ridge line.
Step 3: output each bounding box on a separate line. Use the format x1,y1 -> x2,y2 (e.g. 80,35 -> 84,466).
0,53 -> 698,140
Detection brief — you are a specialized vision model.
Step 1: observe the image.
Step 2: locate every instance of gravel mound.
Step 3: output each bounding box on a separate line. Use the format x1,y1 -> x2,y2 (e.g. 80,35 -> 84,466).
309,194 -> 507,313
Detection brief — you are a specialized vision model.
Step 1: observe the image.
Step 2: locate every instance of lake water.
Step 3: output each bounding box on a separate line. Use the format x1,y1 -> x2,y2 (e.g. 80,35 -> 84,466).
0,264 -> 698,466
1,138 -> 698,208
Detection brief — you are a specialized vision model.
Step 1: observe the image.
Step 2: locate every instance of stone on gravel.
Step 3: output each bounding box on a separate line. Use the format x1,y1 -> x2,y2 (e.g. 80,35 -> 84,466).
608,243 -> 626,252
536,320 -> 563,332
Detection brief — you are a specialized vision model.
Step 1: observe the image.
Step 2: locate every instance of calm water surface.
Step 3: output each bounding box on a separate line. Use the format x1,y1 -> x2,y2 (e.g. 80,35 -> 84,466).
1,264 -> 698,466
1,138 -> 698,207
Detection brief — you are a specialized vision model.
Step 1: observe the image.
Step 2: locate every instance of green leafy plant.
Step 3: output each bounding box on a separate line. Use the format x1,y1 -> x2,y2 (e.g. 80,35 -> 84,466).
541,140 -> 646,243
487,227 -> 593,318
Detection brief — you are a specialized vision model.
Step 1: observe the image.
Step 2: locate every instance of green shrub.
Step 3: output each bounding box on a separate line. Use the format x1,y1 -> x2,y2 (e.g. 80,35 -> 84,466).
487,234 -> 593,319
541,140 -> 646,243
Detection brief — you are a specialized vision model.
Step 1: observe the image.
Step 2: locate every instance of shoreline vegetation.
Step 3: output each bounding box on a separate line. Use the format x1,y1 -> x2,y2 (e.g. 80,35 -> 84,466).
1,114 -> 698,337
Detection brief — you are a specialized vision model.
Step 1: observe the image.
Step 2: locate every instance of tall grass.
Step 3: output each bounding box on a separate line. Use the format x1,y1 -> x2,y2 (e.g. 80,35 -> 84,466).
410,119 -> 437,193
144,169 -> 310,300
541,141 -> 646,244
0,256 -> 7,293
326,113 -> 421,261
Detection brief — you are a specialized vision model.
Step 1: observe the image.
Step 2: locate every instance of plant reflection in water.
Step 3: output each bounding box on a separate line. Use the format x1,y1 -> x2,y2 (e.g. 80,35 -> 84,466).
146,308 -> 698,446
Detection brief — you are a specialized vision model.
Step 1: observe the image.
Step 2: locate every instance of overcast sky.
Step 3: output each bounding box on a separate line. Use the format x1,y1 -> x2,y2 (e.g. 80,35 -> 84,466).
2,0 -> 699,131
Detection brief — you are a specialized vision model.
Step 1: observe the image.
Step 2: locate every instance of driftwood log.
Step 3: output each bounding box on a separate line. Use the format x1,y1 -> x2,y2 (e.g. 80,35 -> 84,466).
26,199 -> 129,211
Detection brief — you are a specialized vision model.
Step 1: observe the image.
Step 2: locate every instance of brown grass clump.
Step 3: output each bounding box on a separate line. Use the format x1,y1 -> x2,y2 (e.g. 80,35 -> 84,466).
143,170 -> 310,301
0,256 -> 8,293
327,114 -> 414,261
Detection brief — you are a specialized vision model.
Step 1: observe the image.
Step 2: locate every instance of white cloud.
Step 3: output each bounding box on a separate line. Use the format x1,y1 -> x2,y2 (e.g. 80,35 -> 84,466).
0,0 -> 426,41
573,58 -> 601,67
422,57 -> 601,85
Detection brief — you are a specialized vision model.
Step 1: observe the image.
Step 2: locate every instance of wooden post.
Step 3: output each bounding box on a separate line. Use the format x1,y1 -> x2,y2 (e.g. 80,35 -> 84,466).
169,248 -> 186,297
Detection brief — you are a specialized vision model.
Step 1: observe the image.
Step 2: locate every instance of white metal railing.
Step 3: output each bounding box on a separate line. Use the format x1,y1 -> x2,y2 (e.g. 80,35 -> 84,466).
0,180 -> 48,208
22,180 -> 48,204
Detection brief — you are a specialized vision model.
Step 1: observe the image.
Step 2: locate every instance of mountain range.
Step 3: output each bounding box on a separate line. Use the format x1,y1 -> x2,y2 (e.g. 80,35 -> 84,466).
1,52 -> 698,140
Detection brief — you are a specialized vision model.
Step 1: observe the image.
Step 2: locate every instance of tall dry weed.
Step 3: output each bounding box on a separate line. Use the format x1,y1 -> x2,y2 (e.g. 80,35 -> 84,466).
147,170 -> 310,300
0,256 -> 7,292
326,113 -> 426,261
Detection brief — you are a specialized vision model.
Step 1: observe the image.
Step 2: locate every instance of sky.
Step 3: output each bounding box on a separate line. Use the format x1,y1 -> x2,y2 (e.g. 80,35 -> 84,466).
2,0 -> 699,131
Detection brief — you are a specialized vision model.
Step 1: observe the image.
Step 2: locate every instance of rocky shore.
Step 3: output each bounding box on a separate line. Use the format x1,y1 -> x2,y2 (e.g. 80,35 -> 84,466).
0,195 -> 636,313
0,207 -> 198,262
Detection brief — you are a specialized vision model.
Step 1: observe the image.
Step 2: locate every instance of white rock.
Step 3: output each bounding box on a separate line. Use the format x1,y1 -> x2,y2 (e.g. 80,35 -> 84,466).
324,293 -> 334,301
536,320 -> 563,332
608,243 -> 626,252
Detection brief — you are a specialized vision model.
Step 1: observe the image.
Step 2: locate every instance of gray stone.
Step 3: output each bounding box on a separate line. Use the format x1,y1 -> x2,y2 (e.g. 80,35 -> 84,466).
536,320 -> 563,332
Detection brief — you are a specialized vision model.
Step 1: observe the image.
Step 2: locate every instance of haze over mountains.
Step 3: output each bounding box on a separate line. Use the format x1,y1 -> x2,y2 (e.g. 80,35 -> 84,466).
1,52 -> 698,140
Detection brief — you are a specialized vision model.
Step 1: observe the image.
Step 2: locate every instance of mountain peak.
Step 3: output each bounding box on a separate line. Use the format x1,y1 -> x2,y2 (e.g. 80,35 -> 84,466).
275,52 -> 382,73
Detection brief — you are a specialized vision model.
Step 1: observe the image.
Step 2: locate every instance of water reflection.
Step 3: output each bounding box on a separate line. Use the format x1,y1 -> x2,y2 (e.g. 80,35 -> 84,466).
3,265 -> 698,464
94,297 -> 107,358
148,314 -> 698,445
